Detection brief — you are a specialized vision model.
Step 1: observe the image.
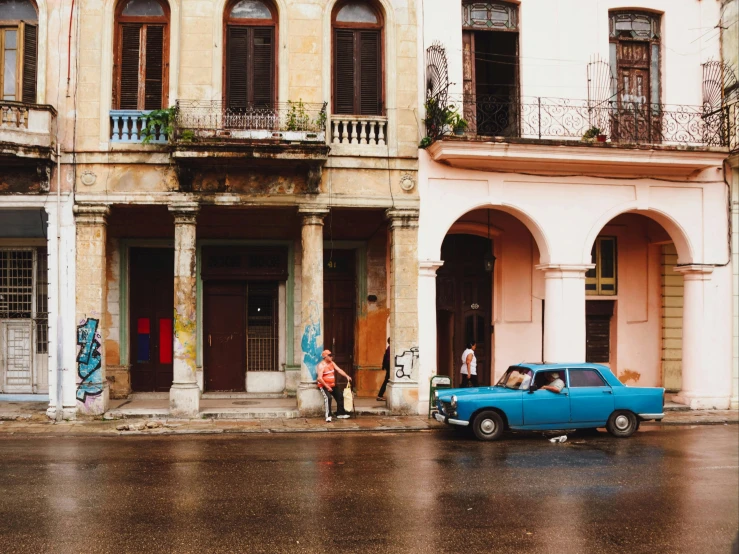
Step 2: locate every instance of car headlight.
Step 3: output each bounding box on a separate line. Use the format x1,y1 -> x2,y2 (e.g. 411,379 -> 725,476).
434,391 -> 439,401
451,395 -> 457,408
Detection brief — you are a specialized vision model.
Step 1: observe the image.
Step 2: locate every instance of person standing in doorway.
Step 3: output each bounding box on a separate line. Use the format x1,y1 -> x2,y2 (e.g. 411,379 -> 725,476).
460,341 -> 478,387
376,338 -> 390,401
317,349 -> 352,422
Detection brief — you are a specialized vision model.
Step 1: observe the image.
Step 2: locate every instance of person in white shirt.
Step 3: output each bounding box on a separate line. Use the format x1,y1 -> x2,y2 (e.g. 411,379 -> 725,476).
460,341 -> 478,387
541,372 -> 565,393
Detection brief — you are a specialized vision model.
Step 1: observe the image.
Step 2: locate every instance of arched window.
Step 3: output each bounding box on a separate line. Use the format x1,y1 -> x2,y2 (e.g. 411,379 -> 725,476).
225,0 -> 276,110
0,0 -> 38,103
113,0 -> 169,110
332,0 -> 383,116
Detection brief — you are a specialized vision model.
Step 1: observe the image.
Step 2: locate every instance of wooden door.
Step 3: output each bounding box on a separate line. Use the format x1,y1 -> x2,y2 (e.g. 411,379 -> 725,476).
436,235 -> 493,387
129,248 -> 174,392
586,300 -> 614,364
614,41 -> 658,142
324,250 -> 355,383
204,281 -> 246,391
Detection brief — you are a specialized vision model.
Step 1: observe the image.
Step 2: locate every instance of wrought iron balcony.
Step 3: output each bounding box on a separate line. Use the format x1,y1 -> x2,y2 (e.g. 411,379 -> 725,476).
173,100 -> 327,143
426,95 -> 737,149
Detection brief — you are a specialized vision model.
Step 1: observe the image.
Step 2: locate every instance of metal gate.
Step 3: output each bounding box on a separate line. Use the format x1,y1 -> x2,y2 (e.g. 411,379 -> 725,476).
0,248 -> 48,393
246,284 -> 278,372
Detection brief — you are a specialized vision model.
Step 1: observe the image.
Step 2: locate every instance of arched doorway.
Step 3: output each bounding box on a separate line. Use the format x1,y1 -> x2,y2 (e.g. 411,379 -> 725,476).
584,212 -> 686,390
435,208 -> 543,388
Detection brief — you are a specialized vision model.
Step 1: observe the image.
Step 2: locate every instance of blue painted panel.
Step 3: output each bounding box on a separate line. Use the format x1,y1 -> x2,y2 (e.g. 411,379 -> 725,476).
522,389 -> 570,425
569,386 -> 614,423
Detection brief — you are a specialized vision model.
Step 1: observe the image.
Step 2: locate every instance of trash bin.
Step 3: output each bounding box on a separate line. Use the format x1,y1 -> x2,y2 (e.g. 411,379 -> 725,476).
428,375 -> 452,418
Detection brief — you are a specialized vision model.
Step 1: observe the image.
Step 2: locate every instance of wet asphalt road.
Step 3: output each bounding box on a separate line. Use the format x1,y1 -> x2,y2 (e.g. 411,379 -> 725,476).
0,426 -> 737,554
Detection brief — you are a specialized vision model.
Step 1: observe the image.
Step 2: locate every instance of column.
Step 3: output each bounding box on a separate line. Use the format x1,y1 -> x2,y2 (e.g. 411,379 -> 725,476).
296,206 -> 329,415
73,204 -> 110,416
385,209 -> 420,414
674,266 -> 732,410
417,260 -> 444,416
536,264 -> 592,363
169,203 -> 200,417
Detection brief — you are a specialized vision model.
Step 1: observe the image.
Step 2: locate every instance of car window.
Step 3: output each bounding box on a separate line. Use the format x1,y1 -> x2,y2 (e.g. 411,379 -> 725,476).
496,366 -> 532,389
532,370 -> 566,390
569,369 -> 607,387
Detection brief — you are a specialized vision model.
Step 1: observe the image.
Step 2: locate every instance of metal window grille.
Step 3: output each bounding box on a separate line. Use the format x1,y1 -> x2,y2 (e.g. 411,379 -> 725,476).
35,248 -> 48,354
0,250 -> 33,319
246,287 -> 278,372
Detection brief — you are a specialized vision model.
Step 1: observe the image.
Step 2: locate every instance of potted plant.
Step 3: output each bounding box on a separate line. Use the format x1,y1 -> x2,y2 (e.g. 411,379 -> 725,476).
582,125 -> 606,143
447,111 -> 469,135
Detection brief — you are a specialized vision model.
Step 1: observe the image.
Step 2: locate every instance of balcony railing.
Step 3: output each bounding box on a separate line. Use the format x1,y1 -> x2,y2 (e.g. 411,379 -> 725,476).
0,101 -> 56,151
331,116 -> 387,146
174,100 -> 327,143
110,110 -> 168,144
427,95 -> 737,148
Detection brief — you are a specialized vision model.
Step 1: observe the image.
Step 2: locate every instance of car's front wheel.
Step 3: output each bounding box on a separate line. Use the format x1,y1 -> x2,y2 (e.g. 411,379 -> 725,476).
472,410 -> 504,441
606,410 -> 638,438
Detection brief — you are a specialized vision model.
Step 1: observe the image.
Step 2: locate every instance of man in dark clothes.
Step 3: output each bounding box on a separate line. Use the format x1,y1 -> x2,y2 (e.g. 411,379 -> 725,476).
376,338 -> 390,401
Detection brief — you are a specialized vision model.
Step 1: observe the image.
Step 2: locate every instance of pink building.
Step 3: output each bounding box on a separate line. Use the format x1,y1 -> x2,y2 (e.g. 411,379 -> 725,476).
416,0 -> 736,414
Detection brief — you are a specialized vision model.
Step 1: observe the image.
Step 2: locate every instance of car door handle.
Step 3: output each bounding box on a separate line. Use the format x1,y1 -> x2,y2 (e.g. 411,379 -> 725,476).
602,390 -> 612,394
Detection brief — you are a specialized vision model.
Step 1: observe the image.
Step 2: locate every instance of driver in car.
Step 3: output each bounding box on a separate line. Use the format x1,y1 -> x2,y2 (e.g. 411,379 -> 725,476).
540,372 -> 565,393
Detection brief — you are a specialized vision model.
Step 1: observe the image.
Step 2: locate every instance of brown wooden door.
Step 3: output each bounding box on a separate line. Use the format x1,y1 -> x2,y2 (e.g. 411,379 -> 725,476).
129,248 -> 174,392
324,250 -> 356,383
614,41 -> 659,142
436,235 -> 493,387
204,281 -> 246,391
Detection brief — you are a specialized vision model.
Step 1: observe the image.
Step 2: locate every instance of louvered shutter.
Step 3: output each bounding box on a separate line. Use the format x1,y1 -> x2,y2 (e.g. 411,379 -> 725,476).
21,23 -> 37,104
358,30 -> 380,115
144,25 -> 164,110
119,24 -> 142,109
334,29 -> 355,114
252,27 -> 274,108
227,26 -> 249,110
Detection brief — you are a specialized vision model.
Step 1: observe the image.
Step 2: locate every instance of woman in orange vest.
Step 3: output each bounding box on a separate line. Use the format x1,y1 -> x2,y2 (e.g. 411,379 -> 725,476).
317,349 -> 352,422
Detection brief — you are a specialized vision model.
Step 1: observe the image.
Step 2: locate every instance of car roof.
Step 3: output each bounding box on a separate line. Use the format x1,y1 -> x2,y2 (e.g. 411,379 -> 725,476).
512,363 -> 610,371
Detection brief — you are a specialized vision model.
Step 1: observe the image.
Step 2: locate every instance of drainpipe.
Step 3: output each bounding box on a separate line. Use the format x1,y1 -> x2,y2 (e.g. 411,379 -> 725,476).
55,143 -> 63,421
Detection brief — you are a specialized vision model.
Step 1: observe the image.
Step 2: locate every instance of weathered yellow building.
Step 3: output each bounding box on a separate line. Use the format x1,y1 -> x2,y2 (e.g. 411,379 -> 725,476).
50,0 -> 420,416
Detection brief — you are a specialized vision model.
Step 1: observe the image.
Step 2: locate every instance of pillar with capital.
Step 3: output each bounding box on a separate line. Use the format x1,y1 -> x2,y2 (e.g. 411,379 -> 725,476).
169,203 -> 200,417
673,265 -> 732,410
536,264 -> 592,363
297,206 -> 329,415
385,208 -> 420,414
74,204 -> 110,416
417,260 -> 444,415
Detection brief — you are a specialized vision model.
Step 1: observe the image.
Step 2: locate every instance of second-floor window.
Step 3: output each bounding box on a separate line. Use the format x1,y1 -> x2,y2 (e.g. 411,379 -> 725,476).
0,0 -> 38,103
225,0 -> 276,110
332,0 -> 383,116
113,0 -> 169,110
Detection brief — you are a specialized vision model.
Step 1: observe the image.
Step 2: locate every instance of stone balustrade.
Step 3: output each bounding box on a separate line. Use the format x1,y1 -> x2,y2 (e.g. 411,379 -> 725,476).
0,101 -> 56,153
1,103 -> 29,128
331,116 -> 388,146
110,110 -> 167,143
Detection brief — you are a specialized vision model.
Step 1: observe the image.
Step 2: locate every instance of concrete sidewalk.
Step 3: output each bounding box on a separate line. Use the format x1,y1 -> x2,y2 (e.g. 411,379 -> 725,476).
0,404 -> 736,437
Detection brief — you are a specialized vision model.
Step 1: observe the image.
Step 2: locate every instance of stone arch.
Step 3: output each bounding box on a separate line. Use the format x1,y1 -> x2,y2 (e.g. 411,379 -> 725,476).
583,205 -> 695,265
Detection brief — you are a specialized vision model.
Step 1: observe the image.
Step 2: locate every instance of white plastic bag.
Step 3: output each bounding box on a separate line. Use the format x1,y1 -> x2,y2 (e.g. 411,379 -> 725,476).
343,383 -> 354,412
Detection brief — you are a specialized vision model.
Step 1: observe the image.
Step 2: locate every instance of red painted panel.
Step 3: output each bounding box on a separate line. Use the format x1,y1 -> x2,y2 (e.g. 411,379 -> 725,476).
159,318 -> 173,364
137,317 -> 150,334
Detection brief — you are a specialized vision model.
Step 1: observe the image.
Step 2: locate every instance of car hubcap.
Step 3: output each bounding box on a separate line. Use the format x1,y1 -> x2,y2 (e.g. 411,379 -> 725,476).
480,419 -> 496,435
615,415 -> 630,430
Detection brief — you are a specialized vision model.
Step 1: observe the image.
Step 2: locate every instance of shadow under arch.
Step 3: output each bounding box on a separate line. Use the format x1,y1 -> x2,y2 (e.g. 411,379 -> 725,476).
435,202 -> 552,265
583,206 -> 695,265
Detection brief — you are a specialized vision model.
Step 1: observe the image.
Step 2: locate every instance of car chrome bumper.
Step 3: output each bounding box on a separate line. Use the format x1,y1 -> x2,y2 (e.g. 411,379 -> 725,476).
434,412 -> 469,427
638,413 -> 665,421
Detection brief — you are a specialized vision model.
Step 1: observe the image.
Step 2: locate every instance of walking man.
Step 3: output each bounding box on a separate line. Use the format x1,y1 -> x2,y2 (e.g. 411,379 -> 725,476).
376,338 -> 390,401
317,349 -> 352,422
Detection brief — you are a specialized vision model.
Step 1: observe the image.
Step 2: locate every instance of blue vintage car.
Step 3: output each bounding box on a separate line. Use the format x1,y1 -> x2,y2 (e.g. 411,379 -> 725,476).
434,363 -> 664,441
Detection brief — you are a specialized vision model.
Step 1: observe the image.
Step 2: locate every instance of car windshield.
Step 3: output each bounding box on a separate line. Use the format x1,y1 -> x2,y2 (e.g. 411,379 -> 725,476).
496,366 -> 533,390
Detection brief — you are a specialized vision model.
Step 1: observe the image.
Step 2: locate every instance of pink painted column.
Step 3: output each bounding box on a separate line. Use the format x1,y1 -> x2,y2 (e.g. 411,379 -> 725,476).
418,260 -> 444,415
537,264 -> 592,363
674,266 -> 732,409
169,203 -> 200,417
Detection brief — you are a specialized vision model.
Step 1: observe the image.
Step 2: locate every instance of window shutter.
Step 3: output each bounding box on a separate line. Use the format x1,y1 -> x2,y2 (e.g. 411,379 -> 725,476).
252,27 -> 274,108
144,25 -> 164,110
334,29 -> 355,114
21,23 -> 37,104
358,30 -> 380,115
119,24 -> 142,109
227,26 -> 249,111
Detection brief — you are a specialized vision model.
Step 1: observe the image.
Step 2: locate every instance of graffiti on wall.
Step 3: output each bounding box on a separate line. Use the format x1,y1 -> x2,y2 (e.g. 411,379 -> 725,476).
76,318 -> 102,402
301,300 -> 322,381
395,347 -> 419,380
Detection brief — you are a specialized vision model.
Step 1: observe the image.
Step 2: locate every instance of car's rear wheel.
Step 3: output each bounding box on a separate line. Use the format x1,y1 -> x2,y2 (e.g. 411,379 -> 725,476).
606,410 -> 638,438
472,410 -> 504,441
